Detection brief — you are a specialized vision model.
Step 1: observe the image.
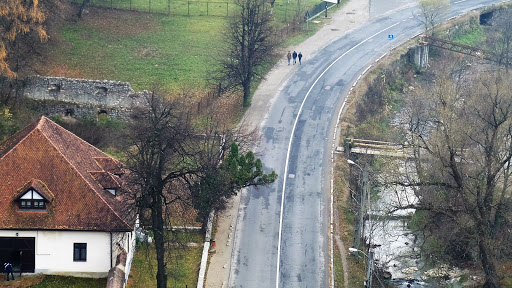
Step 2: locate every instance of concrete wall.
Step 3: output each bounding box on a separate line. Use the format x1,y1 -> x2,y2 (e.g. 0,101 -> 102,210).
0,230 -> 134,278
23,76 -> 148,119
409,44 -> 429,70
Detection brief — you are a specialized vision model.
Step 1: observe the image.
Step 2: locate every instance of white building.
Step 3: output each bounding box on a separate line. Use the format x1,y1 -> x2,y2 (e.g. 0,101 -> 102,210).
0,116 -> 136,278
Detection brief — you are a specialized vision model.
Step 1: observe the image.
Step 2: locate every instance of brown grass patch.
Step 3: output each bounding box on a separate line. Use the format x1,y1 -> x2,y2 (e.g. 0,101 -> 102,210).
80,7 -> 161,37
46,64 -> 85,78
0,274 -> 44,288
135,45 -> 160,59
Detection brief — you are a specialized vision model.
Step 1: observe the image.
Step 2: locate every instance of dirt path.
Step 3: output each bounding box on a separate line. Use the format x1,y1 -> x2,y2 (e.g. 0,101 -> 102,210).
205,1 -> 370,287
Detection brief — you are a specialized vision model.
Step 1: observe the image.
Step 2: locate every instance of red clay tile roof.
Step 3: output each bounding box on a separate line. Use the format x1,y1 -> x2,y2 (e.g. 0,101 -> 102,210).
93,157 -> 123,175
89,171 -> 121,189
14,179 -> 55,202
0,116 -> 135,231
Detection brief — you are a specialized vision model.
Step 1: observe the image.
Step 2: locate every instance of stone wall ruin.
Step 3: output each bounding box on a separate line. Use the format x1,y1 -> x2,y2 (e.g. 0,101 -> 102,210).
23,76 -> 147,119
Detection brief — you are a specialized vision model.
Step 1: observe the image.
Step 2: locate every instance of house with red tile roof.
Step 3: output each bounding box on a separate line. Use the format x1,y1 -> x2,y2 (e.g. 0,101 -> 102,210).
0,116 -> 136,278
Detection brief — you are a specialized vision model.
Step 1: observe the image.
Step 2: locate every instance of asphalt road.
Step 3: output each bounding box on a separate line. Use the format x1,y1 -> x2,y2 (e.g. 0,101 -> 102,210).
230,0 -> 506,287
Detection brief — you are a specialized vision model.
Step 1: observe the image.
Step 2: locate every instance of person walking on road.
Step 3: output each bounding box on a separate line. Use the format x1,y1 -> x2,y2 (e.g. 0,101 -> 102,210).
292,51 -> 297,64
298,52 -> 302,65
4,262 -> 14,281
287,51 -> 291,65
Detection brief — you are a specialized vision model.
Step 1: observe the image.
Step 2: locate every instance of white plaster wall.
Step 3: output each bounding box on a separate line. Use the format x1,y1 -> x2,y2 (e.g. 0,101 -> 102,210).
111,230 -> 135,266
0,230 -> 112,277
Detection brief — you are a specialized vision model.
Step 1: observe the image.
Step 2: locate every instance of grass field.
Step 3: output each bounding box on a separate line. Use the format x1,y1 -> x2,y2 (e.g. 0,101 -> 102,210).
28,275 -> 107,288
452,25 -> 485,46
127,240 -> 203,288
45,8 -> 226,93
72,0 -> 323,20
74,0 -> 236,16
44,0 -> 328,94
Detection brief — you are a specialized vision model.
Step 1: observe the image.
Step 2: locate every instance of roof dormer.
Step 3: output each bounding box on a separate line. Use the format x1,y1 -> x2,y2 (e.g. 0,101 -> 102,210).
14,180 -> 53,211
89,171 -> 121,197
93,157 -> 124,177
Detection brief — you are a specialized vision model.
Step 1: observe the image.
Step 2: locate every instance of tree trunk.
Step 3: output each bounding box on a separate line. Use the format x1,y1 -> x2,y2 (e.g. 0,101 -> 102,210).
77,0 -> 91,19
152,190 -> 167,288
242,80 -> 251,107
479,238 -> 500,288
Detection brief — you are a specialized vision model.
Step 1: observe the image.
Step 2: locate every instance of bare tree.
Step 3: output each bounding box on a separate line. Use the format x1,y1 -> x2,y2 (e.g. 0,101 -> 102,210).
125,92 -> 277,286
416,0 -> 450,36
188,138 -> 277,227
124,92 -> 196,288
392,68 -> 512,287
77,0 -> 91,19
220,0 -> 277,107
185,108 -> 277,227
487,9 -> 512,70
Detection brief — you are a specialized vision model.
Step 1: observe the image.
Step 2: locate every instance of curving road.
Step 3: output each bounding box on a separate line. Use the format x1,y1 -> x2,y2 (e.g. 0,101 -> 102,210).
229,0 -> 506,287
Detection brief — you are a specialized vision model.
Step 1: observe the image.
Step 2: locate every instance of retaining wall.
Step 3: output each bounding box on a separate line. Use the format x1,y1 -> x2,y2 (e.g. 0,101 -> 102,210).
23,76 -> 147,119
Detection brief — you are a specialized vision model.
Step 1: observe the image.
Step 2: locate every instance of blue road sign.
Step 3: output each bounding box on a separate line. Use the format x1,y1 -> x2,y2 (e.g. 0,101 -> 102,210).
388,34 -> 394,40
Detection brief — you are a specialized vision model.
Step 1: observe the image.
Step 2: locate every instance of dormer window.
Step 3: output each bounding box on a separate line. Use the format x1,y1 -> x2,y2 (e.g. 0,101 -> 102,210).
106,188 -> 117,196
89,171 -> 121,197
19,189 -> 47,210
14,180 -> 53,211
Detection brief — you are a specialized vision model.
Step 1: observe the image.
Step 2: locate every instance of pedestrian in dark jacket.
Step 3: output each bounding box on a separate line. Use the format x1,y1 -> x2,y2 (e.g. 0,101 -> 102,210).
4,262 -> 14,281
292,51 -> 298,64
298,52 -> 302,65
287,51 -> 292,65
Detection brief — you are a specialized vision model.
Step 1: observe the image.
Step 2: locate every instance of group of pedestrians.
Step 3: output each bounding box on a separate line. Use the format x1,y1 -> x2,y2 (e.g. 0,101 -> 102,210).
287,50 -> 303,65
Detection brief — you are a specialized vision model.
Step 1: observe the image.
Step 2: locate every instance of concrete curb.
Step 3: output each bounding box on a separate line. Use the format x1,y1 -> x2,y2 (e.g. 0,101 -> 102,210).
197,210 -> 215,288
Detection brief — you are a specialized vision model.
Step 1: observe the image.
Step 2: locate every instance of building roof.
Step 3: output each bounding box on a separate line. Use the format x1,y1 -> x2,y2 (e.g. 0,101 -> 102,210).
0,116 -> 135,232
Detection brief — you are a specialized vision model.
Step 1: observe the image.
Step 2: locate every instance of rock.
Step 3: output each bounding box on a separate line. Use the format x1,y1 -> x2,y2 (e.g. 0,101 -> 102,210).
381,271 -> 392,279
402,267 -> 418,274
423,264 -> 450,278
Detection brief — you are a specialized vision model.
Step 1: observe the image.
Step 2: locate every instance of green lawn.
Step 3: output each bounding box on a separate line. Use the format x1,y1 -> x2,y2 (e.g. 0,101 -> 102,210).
127,241 -> 203,288
45,0 -> 335,94
452,25 -> 486,46
28,275 -> 107,288
72,0 -> 323,20
46,9 -> 226,93
73,0 -> 233,16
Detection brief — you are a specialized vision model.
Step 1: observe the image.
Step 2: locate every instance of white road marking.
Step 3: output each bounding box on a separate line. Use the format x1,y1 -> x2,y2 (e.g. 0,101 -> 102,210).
275,21 -> 401,288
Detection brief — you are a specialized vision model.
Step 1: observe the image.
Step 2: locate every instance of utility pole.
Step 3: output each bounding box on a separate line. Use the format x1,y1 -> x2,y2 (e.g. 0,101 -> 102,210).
365,248 -> 374,288
353,168 -> 368,249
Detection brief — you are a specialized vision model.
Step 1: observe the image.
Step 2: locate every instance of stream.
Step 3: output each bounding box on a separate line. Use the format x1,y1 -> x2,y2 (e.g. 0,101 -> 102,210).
366,177 -> 428,287
364,163 -> 472,287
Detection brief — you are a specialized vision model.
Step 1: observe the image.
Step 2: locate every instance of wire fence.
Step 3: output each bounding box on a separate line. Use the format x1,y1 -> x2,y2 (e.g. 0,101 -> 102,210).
72,0 -> 232,16
309,1 -> 335,17
72,0 -> 334,17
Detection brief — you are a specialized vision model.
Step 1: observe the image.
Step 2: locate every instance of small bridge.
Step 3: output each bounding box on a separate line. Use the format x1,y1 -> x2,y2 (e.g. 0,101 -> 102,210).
337,138 -> 411,157
421,35 -> 495,61
339,138 -> 468,162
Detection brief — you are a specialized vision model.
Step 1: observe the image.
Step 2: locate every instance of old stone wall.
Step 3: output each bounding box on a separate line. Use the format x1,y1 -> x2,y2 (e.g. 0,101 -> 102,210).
23,76 -> 147,119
